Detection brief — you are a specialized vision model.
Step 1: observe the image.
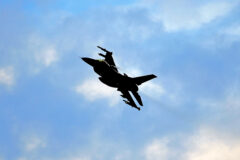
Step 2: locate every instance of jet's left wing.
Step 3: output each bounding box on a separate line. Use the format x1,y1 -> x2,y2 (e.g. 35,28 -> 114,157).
97,46 -> 118,72
118,88 -> 140,111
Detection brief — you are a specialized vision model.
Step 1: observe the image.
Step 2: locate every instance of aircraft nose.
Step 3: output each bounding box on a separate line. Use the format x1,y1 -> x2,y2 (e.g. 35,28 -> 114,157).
81,57 -> 97,67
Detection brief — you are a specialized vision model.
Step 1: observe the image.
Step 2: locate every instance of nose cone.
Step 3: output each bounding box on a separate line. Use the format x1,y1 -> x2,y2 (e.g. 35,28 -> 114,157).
81,57 -> 97,67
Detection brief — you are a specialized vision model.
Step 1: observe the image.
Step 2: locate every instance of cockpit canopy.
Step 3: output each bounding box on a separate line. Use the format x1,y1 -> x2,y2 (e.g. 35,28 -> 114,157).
97,59 -> 105,62
97,59 -> 110,66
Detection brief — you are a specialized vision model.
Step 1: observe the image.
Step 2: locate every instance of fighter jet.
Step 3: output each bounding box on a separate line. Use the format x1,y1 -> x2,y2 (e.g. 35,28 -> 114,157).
81,46 -> 157,110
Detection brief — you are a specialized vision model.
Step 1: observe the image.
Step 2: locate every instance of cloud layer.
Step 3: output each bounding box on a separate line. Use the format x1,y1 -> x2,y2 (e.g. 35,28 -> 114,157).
143,127 -> 240,160
0,66 -> 14,86
75,78 -> 120,106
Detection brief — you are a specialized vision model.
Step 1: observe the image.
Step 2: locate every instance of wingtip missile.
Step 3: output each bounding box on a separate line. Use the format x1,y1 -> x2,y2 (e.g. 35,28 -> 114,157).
97,46 -> 112,54
98,53 -> 106,57
97,46 -> 105,50
123,99 -> 130,105
123,100 -> 140,111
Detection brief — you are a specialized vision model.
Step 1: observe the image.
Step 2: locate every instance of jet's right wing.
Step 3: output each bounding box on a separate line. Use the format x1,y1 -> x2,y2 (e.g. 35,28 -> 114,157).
133,74 -> 157,85
118,88 -> 140,111
97,46 -> 118,72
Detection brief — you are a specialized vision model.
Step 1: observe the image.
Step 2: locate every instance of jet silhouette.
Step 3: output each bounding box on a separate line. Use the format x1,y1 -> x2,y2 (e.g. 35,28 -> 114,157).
81,46 -> 157,110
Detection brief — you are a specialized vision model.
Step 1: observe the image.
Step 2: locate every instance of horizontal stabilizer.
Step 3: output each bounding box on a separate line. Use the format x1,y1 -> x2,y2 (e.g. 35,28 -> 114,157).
133,74 -> 157,85
131,91 -> 143,106
121,94 -> 126,98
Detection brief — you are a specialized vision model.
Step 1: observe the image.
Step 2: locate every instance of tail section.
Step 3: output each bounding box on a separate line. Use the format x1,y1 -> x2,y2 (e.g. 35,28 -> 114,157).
133,74 -> 157,85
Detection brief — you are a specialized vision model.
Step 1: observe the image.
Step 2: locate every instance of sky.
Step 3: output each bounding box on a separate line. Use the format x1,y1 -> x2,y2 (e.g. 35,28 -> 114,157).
1,0 -> 240,159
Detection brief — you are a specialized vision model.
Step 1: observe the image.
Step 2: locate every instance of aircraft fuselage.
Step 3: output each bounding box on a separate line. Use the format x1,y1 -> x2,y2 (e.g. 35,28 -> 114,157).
82,58 -> 138,91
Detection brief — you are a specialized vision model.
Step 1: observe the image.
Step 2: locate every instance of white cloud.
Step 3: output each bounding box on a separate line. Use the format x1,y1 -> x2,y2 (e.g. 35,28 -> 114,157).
22,134 -> 47,152
217,24 -> 240,45
75,78 -> 120,106
143,127 -> 240,160
144,138 -> 169,160
184,127 -> 240,160
0,66 -> 14,86
27,34 -> 59,72
200,23 -> 240,50
199,86 -> 240,112
62,156 -> 90,160
223,25 -> 240,36
120,67 -> 142,77
35,46 -> 58,67
142,0 -> 235,32
141,81 -> 165,99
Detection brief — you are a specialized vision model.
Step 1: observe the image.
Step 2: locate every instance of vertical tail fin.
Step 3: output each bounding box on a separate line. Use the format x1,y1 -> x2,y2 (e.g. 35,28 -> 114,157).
133,74 -> 157,85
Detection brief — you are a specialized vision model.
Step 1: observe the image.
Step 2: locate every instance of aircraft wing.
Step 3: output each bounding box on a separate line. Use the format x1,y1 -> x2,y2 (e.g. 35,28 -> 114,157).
97,46 -> 118,72
133,74 -> 157,85
118,88 -> 140,110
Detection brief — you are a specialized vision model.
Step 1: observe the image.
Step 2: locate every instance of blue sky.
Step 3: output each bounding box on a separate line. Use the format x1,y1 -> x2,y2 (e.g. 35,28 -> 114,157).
1,0 -> 240,159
